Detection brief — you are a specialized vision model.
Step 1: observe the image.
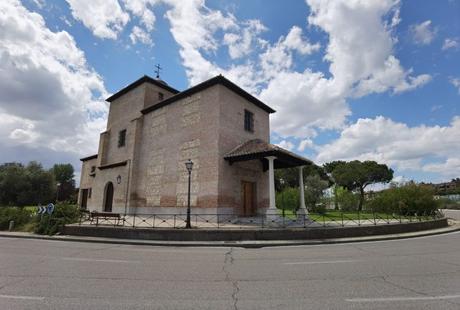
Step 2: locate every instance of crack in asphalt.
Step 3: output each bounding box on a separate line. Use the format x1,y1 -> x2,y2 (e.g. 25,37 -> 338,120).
223,247 -> 239,310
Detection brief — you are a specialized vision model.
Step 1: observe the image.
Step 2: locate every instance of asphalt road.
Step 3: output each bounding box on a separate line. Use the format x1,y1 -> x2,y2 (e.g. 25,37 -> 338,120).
0,233 -> 459,310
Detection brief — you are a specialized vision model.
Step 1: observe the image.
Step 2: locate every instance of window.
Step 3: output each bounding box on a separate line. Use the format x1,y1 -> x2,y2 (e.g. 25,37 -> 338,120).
158,92 -> 164,101
244,110 -> 254,132
90,166 -> 96,173
118,129 -> 126,147
88,188 -> 92,198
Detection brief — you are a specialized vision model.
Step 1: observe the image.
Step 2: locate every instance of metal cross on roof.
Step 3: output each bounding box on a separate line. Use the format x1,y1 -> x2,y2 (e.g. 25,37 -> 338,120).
154,63 -> 162,79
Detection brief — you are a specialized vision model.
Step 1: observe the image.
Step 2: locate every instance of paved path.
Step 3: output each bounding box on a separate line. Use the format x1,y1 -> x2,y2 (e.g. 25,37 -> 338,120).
0,232 -> 459,309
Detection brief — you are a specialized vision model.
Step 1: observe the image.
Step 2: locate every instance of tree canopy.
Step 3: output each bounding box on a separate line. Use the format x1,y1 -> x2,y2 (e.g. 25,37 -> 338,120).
328,160 -> 394,211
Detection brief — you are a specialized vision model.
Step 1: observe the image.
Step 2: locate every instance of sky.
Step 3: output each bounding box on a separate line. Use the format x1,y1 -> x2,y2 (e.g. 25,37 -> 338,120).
0,0 -> 459,185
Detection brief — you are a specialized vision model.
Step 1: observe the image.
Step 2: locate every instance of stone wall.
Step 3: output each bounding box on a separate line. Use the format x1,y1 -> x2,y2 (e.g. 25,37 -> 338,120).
217,85 -> 270,214
133,86 -> 220,212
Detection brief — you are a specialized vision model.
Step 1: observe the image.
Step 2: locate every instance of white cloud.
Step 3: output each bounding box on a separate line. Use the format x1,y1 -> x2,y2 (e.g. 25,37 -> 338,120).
315,116 -> 460,178
410,20 -> 436,45
158,0 -> 430,142
276,140 -> 295,151
129,25 -> 153,45
442,38 -> 459,50
122,0 -> 157,31
450,77 -> 460,94
298,139 -> 314,152
0,0 -> 108,159
283,26 -> 320,55
259,26 -> 320,79
223,19 -> 267,59
66,0 -> 129,39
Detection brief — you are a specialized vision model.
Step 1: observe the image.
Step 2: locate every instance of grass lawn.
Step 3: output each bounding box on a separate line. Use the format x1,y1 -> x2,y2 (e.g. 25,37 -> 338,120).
278,209 -> 403,222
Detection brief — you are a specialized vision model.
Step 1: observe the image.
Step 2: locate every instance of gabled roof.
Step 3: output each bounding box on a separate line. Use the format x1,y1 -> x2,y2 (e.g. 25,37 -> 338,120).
141,75 -> 276,115
224,139 -> 312,169
106,75 -> 180,102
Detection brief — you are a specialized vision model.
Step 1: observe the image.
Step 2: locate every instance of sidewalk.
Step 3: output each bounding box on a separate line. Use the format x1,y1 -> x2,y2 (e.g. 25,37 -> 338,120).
0,220 -> 458,248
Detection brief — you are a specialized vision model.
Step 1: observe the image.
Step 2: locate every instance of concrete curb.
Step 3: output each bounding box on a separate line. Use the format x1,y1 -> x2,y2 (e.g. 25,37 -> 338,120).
1,221 -> 459,248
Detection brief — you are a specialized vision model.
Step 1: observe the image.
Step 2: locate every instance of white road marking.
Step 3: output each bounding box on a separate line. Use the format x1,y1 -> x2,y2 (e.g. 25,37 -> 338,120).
0,294 -> 44,301
346,294 -> 460,302
62,257 -> 139,264
284,259 -> 360,265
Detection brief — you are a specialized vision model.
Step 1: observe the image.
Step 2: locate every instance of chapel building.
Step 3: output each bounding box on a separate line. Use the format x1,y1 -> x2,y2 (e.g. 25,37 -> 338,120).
79,75 -> 312,217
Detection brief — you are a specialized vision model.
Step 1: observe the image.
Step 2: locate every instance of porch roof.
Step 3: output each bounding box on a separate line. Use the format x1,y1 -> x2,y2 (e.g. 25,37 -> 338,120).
224,139 -> 313,170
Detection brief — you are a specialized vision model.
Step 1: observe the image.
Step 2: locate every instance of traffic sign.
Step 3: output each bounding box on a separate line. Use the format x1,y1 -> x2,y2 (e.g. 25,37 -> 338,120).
46,203 -> 55,215
37,205 -> 46,214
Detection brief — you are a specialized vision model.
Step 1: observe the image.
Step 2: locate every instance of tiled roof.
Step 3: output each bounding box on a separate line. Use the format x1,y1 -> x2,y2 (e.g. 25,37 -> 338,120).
224,139 -> 312,166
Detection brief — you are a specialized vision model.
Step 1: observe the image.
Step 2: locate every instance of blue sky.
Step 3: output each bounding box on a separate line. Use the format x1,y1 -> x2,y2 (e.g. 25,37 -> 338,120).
0,0 -> 459,184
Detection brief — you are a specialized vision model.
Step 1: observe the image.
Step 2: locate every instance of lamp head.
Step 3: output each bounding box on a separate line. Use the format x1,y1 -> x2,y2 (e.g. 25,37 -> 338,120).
185,159 -> 194,172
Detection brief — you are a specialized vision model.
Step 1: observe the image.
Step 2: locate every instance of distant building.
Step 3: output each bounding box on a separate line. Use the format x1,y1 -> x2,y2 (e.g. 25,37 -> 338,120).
78,75 -> 312,217
425,178 -> 460,195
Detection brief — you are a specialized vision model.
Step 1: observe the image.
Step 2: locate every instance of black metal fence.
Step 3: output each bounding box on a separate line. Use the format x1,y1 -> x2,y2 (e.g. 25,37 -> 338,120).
77,210 -> 444,229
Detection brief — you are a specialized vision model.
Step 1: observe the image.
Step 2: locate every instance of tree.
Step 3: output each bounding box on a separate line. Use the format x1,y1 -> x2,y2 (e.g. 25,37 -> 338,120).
275,164 -> 331,191
304,174 -> 330,208
52,164 -> 76,202
0,162 -> 54,206
323,161 -> 346,210
330,160 -> 394,211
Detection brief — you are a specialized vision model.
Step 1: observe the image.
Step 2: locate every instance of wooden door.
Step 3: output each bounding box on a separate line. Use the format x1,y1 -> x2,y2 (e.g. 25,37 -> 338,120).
104,182 -> 114,212
80,189 -> 88,209
241,182 -> 256,216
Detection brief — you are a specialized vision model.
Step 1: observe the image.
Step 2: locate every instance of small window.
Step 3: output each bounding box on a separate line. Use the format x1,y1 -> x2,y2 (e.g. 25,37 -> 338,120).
158,92 -> 164,101
244,110 -> 254,132
90,166 -> 96,173
118,129 -> 126,147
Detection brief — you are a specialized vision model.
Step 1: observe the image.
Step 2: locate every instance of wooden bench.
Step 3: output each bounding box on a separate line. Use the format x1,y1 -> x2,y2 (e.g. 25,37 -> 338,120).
90,211 -> 122,226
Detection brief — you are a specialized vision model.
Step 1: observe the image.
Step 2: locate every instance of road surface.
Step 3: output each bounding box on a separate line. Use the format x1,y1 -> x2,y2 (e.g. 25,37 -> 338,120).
0,232 -> 459,309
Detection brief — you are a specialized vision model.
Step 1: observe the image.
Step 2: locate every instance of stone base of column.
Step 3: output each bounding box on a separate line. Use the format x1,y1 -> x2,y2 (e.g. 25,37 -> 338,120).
265,208 -> 279,224
296,208 -> 309,222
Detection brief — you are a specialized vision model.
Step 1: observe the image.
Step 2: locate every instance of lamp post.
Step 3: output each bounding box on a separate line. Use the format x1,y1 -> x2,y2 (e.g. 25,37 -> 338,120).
56,182 -> 61,203
185,159 -> 194,229
280,178 -> 285,218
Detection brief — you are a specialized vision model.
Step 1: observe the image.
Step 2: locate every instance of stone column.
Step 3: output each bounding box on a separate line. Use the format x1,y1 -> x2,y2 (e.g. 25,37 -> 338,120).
297,166 -> 308,217
265,156 -> 278,221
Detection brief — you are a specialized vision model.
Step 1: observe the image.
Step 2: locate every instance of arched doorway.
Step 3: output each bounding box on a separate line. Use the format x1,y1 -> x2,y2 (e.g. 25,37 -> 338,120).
103,182 -> 114,212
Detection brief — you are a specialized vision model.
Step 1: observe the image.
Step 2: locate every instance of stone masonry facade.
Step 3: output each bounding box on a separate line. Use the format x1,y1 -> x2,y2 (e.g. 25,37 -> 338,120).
78,75 -> 276,216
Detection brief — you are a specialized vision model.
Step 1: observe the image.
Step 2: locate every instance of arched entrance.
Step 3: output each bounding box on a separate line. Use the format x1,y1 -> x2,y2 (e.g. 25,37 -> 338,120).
103,182 -> 114,212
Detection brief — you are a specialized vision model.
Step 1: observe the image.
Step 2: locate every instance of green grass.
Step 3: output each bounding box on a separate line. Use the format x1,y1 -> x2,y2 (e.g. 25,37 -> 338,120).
278,209 -> 404,222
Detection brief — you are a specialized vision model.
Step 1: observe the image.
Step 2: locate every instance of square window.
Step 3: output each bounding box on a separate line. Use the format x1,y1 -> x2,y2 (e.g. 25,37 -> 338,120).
244,110 -> 254,132
158,92 -> 164,101
118,129 -> 126,147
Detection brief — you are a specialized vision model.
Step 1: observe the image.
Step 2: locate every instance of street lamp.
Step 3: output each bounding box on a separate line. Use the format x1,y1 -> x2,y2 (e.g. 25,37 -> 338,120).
185,159 -> 194,229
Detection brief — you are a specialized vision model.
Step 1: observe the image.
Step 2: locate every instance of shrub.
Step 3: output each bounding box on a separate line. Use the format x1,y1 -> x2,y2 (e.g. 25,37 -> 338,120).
276,187 -> 299,212
437,197 -> 460,210
34,204 -> 80,235
0,207 -> 34,230
336,187 -> 360,211
367,183 -> 438,215
310,203 -> 327,214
